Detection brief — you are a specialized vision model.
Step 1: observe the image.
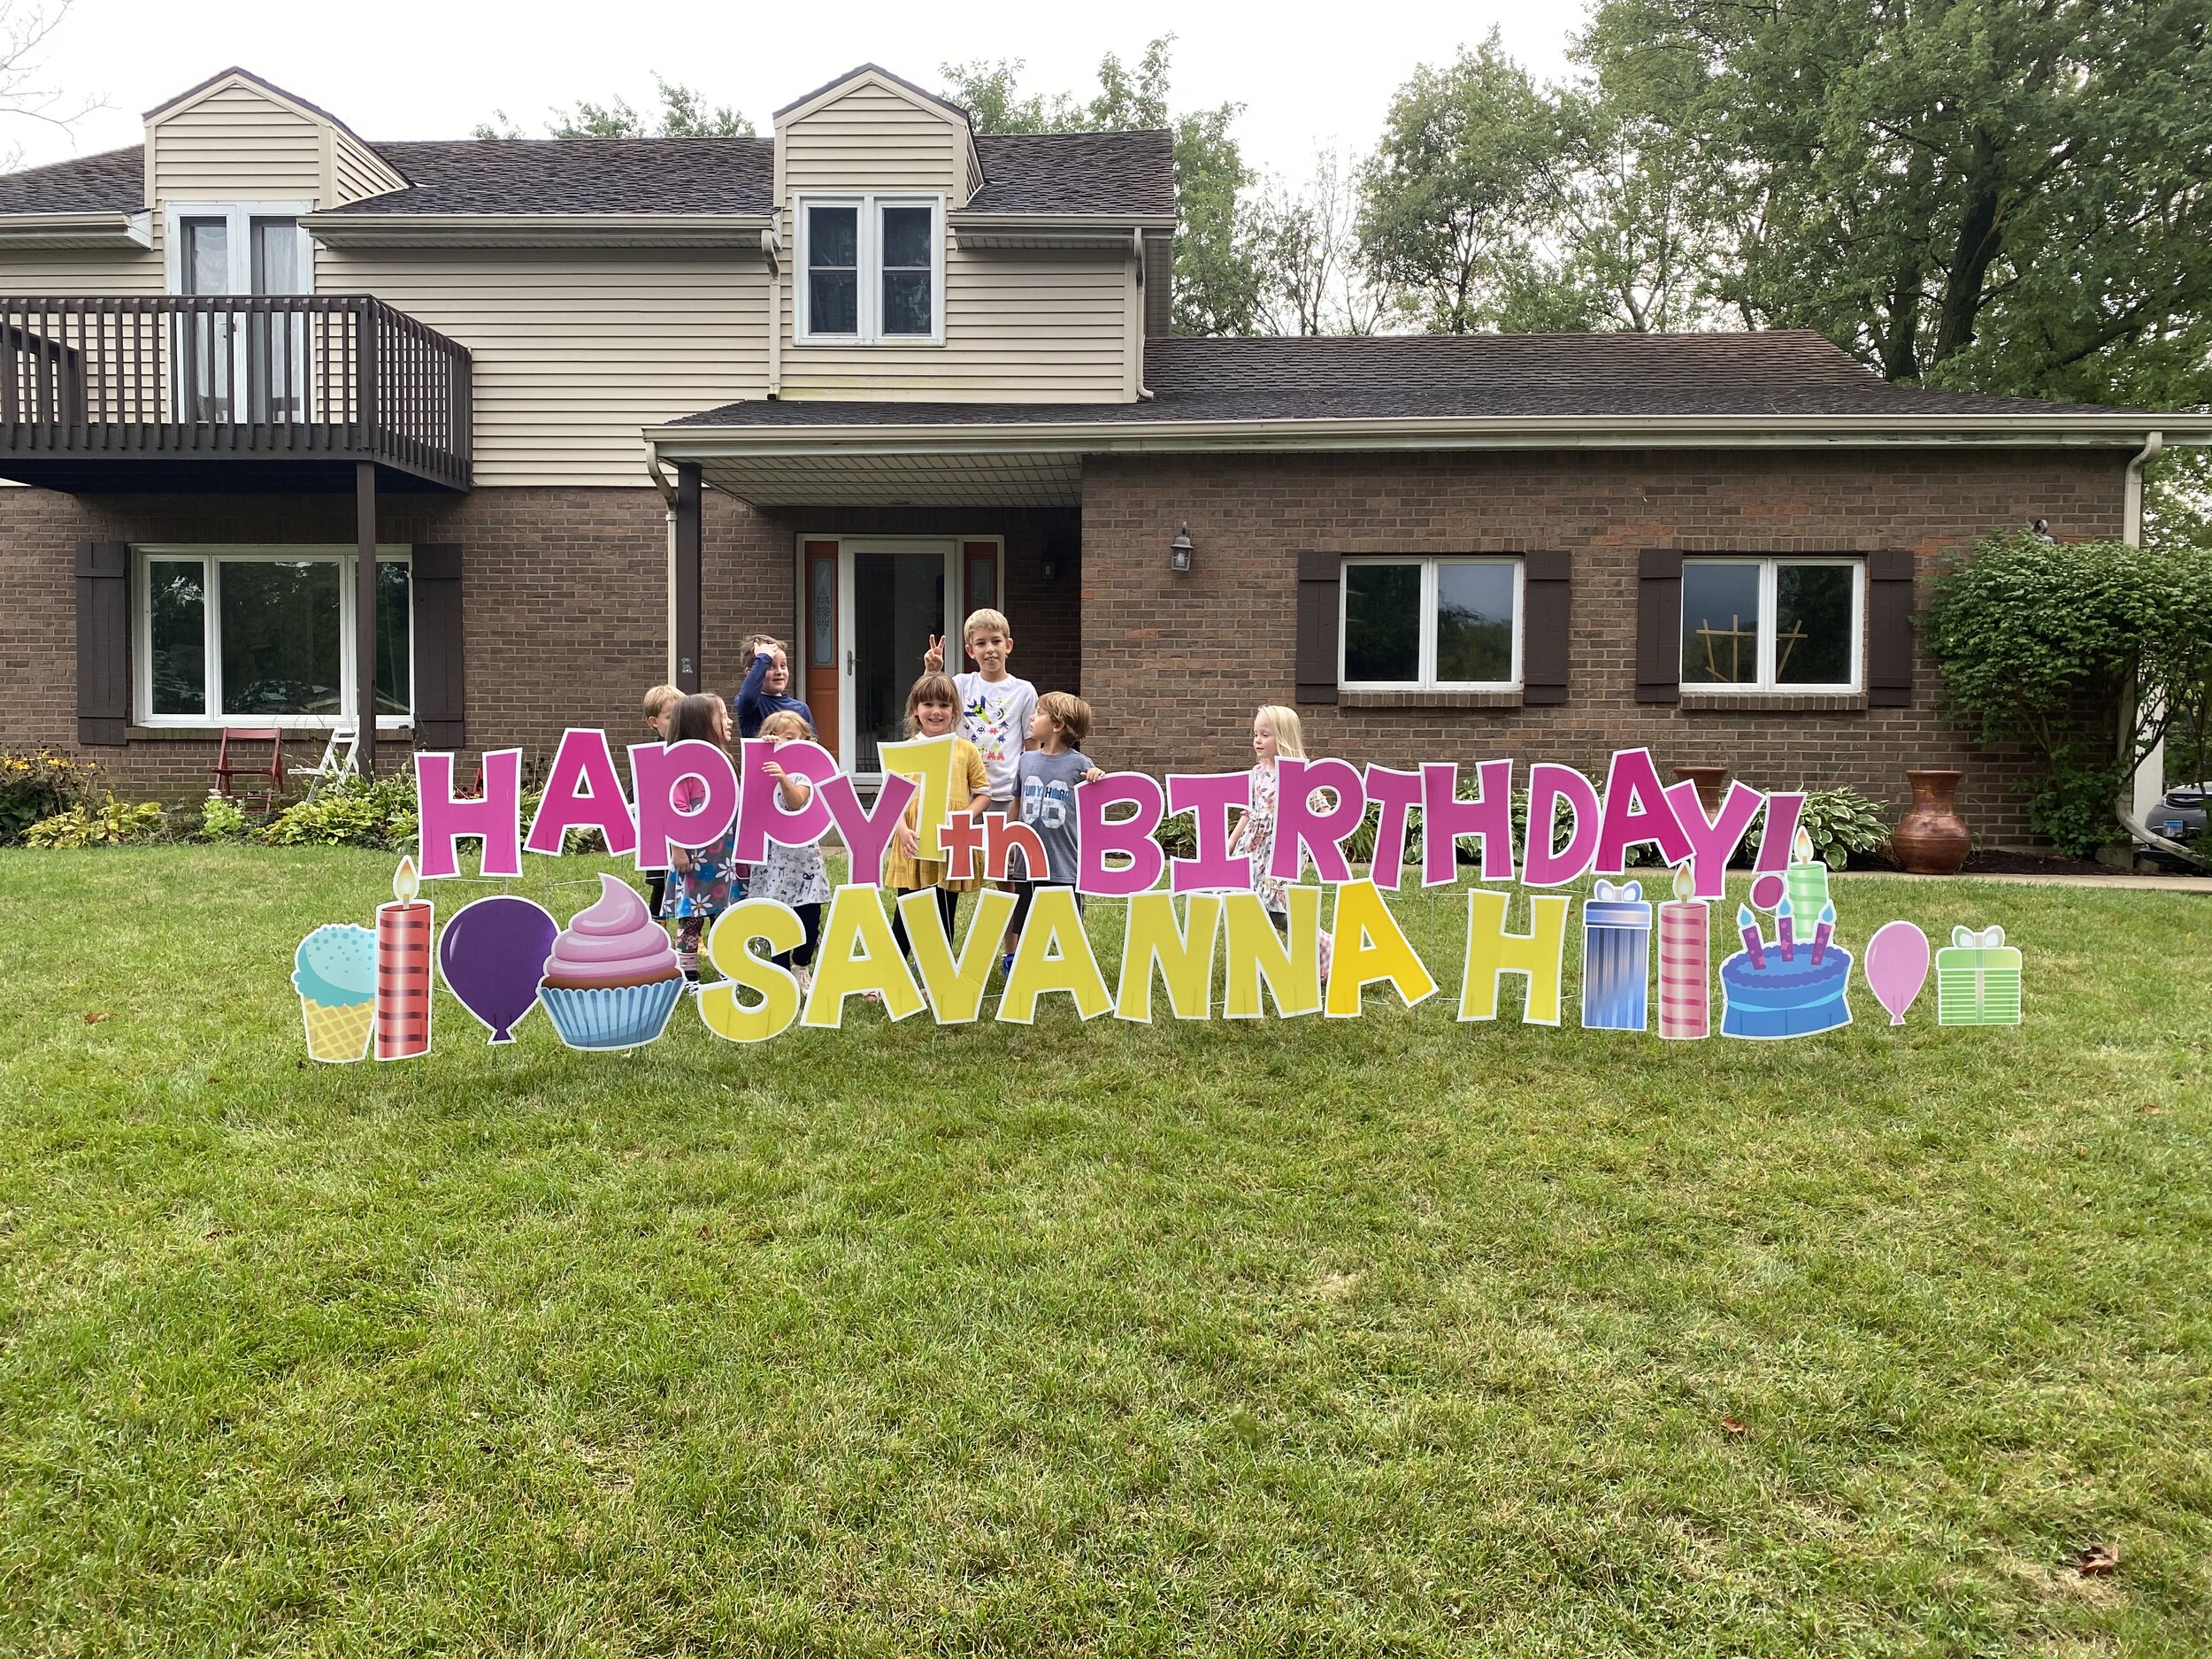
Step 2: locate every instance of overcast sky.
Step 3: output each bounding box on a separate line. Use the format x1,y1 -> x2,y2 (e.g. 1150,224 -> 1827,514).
4,0 -> 1582,188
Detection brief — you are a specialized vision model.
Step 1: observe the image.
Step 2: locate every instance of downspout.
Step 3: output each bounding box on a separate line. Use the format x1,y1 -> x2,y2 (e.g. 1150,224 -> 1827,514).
2112,431 -> 2205,866
1132,228 -> 1154,400
647,447 -> 680,684
764,226 -> 782,399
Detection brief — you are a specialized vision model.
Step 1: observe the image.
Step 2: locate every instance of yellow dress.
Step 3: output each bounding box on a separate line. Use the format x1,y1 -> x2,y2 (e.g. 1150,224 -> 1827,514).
881,736 -> 987,892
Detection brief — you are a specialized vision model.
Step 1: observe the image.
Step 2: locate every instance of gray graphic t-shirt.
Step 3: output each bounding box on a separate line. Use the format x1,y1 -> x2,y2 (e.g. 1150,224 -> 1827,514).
1014,748 -> 1093,885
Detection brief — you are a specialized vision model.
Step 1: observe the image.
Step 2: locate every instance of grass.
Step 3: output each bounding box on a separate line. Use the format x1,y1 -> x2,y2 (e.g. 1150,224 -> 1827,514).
2,847 -> 2209,1656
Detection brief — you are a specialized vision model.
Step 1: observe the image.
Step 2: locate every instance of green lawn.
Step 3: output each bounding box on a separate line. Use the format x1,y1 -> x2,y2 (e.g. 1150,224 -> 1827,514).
3,848 -> 2208,1656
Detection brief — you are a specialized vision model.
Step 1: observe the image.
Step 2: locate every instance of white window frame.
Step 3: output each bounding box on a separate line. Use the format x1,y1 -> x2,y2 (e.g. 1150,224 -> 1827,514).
133,544 -> 414,731
1679,556 -> 1863,694
794,192 -> 946,346
162,201 -> 316,296
1339,555 -> 1525,691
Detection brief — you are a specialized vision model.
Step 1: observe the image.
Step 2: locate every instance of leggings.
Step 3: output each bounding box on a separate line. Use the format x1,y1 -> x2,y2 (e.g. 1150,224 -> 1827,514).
888,886 -> 959,962
772,902 -> 823,971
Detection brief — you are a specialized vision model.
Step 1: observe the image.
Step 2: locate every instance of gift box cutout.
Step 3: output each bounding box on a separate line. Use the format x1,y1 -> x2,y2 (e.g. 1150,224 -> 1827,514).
1935,924 -> 2022,1026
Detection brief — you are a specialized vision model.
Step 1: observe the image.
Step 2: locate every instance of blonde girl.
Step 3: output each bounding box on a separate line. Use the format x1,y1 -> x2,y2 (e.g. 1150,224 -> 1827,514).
751,710 -> 833,996
884,672 -> 989,964
1227,704 -> 1305,931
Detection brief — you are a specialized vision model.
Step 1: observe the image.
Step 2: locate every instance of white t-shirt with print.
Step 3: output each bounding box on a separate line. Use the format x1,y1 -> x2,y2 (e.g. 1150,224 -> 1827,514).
954,671 -> 1036,803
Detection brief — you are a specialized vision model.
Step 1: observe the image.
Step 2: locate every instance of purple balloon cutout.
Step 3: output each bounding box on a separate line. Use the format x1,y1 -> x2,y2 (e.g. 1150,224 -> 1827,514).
1863,920 -> 1932,1026
438,895 -> 559,1043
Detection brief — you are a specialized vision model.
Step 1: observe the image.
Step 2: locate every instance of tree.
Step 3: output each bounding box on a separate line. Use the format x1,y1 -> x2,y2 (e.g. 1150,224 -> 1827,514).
1580,0 -> 2212,406
0,0 -> 99,170
474,76 -> 752,142
941,37 -> 1263,335
1250,150 -> 1392,336
1359,34 -> 1564,334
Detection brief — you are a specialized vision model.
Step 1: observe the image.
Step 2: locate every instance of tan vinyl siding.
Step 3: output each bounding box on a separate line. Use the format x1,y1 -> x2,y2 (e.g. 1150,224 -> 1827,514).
779,85 -> 964,195
317,246 -> 769,485
778,244 -> 1133,402
0,247 -> 162,296
331,130 -> 408,206
150,83 -> 324,207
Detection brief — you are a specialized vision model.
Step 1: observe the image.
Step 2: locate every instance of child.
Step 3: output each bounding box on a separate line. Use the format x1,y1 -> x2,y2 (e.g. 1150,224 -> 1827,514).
736,634 -> 811,740
1003,692 -> 1106,970
640,682 -> 682,920
662,691 -> 740,983
922,608 -> 1035,819
883,672 -> 989,972
751,710 -> 832,998
1227,704 -> 1304,933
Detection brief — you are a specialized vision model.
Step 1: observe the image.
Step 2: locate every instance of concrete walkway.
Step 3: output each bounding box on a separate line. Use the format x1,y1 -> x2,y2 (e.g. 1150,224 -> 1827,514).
1831,871 -> 2212,893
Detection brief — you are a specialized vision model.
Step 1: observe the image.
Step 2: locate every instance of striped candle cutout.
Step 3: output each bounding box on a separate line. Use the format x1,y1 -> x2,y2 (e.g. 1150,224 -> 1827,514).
1655,862 -> 1709,1041
375,855 -> 434,1061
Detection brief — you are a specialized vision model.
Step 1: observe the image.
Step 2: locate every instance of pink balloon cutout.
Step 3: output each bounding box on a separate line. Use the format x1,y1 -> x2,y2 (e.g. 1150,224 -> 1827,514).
1863,921 -> 1932,1025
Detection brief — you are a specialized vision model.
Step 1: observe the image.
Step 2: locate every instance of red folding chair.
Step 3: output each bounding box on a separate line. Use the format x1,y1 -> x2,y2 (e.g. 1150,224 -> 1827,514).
213,728 -> 286,813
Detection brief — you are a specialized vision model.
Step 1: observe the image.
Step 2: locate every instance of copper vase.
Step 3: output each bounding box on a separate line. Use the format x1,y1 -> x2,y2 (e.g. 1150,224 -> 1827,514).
1894,768 -> 1970,874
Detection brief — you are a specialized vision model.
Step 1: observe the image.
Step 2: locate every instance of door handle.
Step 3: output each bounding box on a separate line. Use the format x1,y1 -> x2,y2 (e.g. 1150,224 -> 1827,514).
847,649 -> 855,676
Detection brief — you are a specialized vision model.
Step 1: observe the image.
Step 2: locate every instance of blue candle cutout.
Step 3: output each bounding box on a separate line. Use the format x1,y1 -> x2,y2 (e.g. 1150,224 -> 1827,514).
1581,878 -> 1654,1031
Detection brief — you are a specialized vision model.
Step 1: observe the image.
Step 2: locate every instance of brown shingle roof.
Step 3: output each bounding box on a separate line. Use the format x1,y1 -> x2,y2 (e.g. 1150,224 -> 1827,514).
0,127 -> 1174,219
0,146 -> 143,214
968,131 -> 1174,217
670,332 -> 2131,425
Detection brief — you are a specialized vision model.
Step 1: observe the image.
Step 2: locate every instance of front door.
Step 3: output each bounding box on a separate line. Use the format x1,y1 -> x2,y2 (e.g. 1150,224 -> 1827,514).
841,540 -> 956,775
807,537 -> 1004,775
174,209 -> 311,423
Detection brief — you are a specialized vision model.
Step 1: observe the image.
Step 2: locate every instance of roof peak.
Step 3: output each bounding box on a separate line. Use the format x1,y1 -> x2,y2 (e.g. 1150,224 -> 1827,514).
772,64 -> 972,127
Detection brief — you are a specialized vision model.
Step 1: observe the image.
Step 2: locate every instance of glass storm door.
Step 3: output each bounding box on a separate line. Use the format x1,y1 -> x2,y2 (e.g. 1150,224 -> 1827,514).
840,541 -> 956,776
175,212 -> 311,423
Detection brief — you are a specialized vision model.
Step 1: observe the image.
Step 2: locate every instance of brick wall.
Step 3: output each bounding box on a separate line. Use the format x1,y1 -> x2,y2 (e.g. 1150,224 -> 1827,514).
1079,448 -> 2129,845
0,484 -> 1077,800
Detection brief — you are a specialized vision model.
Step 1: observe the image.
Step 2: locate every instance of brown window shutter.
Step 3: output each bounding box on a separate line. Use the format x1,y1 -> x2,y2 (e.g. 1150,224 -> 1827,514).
1865,549 -> 1915,707
1635,548 -> 1683,703
1520,550 -> 1571,704
1294,549 -> 1340,705
74,539 -> 128,746
409,543 -> 465,748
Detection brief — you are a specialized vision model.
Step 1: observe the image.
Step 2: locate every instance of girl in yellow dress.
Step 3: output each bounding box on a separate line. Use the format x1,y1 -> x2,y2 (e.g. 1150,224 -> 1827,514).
883,672 -> 989,965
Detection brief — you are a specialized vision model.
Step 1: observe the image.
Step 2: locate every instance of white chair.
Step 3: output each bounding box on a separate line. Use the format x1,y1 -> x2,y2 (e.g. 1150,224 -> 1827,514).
313,724 -> 360,782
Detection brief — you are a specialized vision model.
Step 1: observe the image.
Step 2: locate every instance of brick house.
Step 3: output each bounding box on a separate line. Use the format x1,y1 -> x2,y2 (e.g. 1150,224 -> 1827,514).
0,64 -> 2200,840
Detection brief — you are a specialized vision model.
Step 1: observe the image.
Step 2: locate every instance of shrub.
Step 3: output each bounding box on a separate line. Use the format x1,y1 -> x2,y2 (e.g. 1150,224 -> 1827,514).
1794,787 -> 1890,869
22,795 -> 168,848
262,773 -> 419,849
0,750 -> 98,845
195,792 -> 252,841
1926,531 -> 2212,856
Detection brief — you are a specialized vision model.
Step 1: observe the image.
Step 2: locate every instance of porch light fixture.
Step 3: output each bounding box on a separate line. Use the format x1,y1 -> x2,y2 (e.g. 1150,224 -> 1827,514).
1170,522 -> 1194,573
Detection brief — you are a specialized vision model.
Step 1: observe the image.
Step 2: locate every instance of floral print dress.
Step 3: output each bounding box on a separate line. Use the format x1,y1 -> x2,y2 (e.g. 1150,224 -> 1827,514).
1234,759 -> 1290,914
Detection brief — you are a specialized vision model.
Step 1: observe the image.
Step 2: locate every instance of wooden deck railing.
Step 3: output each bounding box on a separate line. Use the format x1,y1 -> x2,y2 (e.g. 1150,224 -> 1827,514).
0,296 -> 472,488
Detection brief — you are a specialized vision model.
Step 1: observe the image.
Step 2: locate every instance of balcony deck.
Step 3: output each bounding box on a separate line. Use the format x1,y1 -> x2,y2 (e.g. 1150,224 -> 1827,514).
0,296 -> 471,492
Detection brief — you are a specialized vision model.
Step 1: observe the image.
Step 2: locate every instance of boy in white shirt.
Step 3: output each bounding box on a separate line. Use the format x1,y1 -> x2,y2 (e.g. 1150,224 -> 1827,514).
922,608 -> 1036,818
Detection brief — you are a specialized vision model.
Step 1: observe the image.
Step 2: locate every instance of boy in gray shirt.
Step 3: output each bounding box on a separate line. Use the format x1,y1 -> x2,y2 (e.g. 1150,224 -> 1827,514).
1004,692 -> 1105,971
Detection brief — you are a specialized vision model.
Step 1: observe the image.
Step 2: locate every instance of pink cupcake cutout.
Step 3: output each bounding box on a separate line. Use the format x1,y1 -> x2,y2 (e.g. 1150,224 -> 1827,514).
536,874 -> 686,1049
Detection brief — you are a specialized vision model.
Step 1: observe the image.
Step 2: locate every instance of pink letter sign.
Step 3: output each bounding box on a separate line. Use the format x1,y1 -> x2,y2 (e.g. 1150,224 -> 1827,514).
1167,772 -> 1252,895
1270,757 -> 1367,886
630,740 -> 739,871
524,728 -> 637,858
1079,772 -> 1166,897
415,747 -> 523,879
733,737 -> 835,864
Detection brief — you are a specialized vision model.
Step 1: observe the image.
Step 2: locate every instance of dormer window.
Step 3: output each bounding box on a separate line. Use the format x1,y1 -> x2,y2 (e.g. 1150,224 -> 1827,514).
797,194 -> 943,344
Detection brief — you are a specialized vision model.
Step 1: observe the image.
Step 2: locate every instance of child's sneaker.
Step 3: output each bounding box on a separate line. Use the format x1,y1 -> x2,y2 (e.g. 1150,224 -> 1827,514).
792,964 -> 812,1001
1000,951 -> 1016,979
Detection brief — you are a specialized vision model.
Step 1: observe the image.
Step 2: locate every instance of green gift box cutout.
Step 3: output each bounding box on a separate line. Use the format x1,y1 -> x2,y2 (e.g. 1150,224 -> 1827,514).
1935,924 -> 2023,1026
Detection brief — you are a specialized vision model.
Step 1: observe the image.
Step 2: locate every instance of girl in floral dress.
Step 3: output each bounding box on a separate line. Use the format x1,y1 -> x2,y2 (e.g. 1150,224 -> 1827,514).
1227,703 -> 1304,932
750,710 -> 833,998
662,692 -> 739,983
